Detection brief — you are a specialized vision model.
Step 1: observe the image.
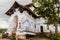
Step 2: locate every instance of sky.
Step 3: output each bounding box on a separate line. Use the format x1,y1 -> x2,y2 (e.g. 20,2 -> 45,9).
0,0 -> 32,29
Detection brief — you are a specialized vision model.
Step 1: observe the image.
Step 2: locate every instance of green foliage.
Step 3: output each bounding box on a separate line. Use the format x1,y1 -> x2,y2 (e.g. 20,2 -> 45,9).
48,34 -> 60,40
32,0 -> 60,24
57,34 -> 60,40
0,29 -> 7,33
32,0 -> 60,36
49,36 -> 58,40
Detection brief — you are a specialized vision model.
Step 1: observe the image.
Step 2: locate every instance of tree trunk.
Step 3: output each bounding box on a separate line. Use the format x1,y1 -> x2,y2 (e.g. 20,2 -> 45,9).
47,24 -> 49,30
54,21 -> 58,36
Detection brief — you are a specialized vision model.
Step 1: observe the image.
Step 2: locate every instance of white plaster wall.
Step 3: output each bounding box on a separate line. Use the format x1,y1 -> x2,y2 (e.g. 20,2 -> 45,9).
6,8 -> 20,34
35,17 -> 47,32
7,10 -> 48,33
6,14 -> 18,35
58,24 -> 60,33
20,11 -> 35,32
7,9 -> 60,33
49,24 -> 60,33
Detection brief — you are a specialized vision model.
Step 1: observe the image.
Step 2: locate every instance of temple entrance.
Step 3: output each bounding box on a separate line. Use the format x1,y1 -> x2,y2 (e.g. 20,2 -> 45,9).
40,26 -> 43,33
39,26 -> 45,37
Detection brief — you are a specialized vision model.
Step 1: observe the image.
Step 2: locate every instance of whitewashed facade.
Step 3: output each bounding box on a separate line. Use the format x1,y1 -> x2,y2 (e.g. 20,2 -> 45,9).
5,1 -> 60,36
5,8 -> 60,36
6,8 -> 47,34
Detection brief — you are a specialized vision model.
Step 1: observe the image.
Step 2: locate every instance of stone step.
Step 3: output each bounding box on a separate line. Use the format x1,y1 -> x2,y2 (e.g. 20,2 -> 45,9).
27,38 -> 47,40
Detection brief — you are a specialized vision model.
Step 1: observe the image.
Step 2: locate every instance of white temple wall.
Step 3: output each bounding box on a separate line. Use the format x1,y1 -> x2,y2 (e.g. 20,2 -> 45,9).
6,14 -> 18,35
7,8 -> 60,33
35,18 -> 48,32
20,11 -> 36,32
22,11 -> 35,23
7,10 -> 48,33
58,24 -> 60,33
49,24 -> 60,33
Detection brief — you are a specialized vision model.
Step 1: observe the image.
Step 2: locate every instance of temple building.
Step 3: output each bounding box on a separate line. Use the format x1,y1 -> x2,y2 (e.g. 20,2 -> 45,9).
5,1 -> 60,38
3,0 -> 60,39
4,1 -> 49,35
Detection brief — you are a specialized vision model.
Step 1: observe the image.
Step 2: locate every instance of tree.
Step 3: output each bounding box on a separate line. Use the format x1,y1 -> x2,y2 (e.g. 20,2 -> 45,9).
32,0 -> 60,36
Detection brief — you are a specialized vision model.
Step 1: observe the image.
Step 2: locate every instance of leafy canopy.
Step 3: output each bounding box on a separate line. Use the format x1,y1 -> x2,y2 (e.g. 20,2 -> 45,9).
32,0 -> 60,24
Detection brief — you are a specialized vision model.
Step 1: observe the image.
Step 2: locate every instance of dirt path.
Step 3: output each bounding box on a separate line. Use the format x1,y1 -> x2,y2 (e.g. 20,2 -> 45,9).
0,35 -> 47,40
0,37 -> 47,40
0,39 -> 10,40
0,34 -> 10,40
26,38 -> 47,40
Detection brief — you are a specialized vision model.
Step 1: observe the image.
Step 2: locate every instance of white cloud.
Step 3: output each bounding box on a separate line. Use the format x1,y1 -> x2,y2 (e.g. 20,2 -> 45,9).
16,0 -> 32,5
0,0 -> 32,28
0,19 -> 9,29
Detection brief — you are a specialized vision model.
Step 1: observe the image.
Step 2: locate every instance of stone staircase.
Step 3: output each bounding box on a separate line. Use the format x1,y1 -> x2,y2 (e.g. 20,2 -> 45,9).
0,33 -> 47,40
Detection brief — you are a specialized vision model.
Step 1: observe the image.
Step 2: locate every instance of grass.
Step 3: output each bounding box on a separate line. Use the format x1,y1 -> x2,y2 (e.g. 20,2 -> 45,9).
0,29 -> 7,33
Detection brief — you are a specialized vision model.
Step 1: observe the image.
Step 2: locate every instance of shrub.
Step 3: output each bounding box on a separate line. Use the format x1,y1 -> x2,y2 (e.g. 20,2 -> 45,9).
48,34 -> 60,40
56,34 -> 60,40
0,29 -> 7,33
